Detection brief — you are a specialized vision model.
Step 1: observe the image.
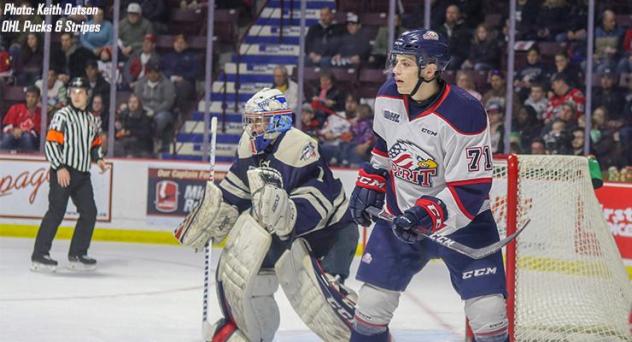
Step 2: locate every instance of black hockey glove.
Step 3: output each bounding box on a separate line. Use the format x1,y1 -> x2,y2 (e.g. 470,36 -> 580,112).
349,163 -> 388,227
393,196 -> 447,244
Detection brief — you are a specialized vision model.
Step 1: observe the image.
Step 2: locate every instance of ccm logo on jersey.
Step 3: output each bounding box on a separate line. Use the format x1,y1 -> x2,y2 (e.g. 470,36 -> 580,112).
384,109 -> 400,123
462,267 -> 497,279
420,127 -> 437,136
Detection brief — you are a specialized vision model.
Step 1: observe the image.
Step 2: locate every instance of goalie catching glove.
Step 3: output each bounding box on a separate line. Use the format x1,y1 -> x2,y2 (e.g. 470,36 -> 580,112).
393,196 -> 447,244
247,167 -> 297,239
173,181 -> 239,249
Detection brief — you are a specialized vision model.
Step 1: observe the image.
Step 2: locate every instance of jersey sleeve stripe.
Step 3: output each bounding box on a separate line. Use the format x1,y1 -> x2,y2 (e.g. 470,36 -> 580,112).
225,171 -> 250,194
447,185 -> 476,220
446,177 -> 493,187
220,178 -> 251,200
371,148 -> 388,157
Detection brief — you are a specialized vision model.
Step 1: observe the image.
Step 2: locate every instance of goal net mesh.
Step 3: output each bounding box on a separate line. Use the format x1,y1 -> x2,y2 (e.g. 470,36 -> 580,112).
491,155 -> 632,341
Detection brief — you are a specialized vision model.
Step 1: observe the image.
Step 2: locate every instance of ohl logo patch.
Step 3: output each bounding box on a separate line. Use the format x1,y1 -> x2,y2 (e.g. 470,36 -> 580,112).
389,140 -> 438,187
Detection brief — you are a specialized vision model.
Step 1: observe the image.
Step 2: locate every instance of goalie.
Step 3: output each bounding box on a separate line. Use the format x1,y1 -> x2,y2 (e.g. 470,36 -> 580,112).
175,88 -> 359,341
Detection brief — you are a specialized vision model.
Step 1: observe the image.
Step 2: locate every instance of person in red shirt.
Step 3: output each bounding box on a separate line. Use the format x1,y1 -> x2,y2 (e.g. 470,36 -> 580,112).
544,72 -> 585,123
1,86 -> 42,151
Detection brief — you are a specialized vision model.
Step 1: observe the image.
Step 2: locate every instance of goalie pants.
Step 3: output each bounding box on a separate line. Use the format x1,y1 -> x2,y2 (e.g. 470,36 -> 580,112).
356,210 -> 506,300
261,222 -> 359,281
33,168 -> 97,258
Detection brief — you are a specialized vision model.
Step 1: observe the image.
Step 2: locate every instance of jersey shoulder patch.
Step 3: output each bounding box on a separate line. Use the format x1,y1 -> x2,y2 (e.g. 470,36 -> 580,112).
274,129 -> 320,168
376,77 -> 401,99
433,85 -> 487,135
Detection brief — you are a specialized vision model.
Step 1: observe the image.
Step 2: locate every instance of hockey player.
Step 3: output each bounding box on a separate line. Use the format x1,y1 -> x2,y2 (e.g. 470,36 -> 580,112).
175,88 -> 359,341
349,30 -> 508,342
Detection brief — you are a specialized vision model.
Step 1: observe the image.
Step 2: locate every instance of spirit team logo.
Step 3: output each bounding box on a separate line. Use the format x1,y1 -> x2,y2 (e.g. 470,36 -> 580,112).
389,140 -> 438,187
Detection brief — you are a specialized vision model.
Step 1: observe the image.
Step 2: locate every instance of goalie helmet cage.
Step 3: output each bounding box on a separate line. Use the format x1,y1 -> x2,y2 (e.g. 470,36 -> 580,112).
466,154 -> 632,342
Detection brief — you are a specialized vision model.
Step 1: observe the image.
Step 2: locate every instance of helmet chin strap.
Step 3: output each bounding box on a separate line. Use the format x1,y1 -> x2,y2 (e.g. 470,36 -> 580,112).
410,69 -> 439,99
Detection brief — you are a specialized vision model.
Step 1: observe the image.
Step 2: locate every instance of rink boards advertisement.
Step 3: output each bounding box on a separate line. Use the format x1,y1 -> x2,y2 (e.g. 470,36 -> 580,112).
0,154 -> 630,270
0,157 -> 112,221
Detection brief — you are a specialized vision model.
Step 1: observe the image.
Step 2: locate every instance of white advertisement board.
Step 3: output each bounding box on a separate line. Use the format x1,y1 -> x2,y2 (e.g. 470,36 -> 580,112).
0,157 -> 113,221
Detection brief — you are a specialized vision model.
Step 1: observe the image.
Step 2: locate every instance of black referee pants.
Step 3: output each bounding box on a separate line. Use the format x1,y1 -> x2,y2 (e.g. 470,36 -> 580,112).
33,168 -> 97,258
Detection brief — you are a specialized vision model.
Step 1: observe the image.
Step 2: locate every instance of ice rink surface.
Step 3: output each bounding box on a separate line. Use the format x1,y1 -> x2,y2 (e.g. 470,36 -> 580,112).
1,237 -> 467,342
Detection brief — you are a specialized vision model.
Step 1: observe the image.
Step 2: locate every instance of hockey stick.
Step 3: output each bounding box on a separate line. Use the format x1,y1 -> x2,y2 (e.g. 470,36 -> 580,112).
202,117 -> 218,341
365,206 -> 529,260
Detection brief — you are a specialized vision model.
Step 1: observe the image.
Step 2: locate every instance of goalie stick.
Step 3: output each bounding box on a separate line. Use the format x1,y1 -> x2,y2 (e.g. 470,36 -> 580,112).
203,117 -> 218,341
365,206 -> 529,260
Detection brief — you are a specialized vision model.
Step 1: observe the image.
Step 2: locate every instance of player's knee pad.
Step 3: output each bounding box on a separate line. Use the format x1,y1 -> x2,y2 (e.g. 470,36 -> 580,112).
275,238 -> 356,341
465,294 -> 508,342
353,284 -> 400,336
217,213 -> 279,342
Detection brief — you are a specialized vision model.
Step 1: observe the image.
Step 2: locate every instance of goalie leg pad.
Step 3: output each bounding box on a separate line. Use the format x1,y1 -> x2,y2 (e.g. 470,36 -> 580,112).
465,294 -> 508,342
275,238 -> 357,341
210,319 -> 249,342
217,212 -> 279,342
174,181 -> 238,249
353,283 -> 400,336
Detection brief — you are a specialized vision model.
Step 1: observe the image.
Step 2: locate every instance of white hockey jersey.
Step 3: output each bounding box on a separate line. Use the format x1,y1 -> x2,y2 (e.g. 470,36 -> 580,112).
371,78 -> 494,230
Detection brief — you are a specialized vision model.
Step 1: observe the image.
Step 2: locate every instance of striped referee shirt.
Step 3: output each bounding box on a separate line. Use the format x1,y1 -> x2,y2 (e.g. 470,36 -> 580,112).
45,104 -> 103,172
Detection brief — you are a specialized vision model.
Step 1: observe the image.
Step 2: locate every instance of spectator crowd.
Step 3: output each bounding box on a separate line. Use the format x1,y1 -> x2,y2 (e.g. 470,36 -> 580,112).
1,0 -> 631,181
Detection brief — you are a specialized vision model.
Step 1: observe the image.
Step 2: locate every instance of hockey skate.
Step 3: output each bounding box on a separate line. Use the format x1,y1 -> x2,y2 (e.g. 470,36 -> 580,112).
31,254 -> 58,272
68,255 -> 97,271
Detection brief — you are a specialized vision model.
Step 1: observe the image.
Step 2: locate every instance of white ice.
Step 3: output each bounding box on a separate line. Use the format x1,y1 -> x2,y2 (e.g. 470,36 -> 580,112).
0,238 -> 466,342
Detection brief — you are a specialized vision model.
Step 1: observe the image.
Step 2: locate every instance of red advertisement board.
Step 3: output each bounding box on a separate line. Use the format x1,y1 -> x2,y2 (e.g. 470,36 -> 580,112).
595,182 -> 632,260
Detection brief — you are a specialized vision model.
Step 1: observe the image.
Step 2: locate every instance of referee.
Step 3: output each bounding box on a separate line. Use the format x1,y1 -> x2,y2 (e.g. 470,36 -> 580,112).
31,77 -> 109,272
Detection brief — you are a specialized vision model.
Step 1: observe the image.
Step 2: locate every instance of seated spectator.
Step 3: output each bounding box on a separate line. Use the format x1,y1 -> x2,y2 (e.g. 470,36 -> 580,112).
594,9 -> 624,73
482,70 -> 522,116
544,72 -> 585,123
97,47 -> 121,86
554,3 -> 586,43
14,33 -> 43,86
311,69 -> 345,113
114,94 -> 154,157
514,47 -> 551,101
85,59 -> 111,119
516,0 -> 540,40
340,103 -> 374,166
435,4 -> 470,70
462,24 -> 500,71
542,101 -> 578,135
514,105 -> 543,152
119,3 -> 154,58
344,93 -> 359,119
300,103 -> 321,138
590,106 -> 621,169
617,27 -> 632,73
1,86 -> 41,152
530,137 -> 546,154
323,13 -> 371,68
125,33 -> 160,86
456,71 -> 482,101
305,7 -> 343,66
592,68 -> 625,120
486,101 -> 505,153
160,34 -> 198,115
570,127 -> 588,156
542,118 -> 572,155
620,95 -> 632,165
6,3 -> 43,56
318,111 -> 351,165
130,0 -> 168,34
535,0 -> 570,41
52,32 -> 95,82
0,47 -> 12,81
524,83 -> 549,120
272,65 -> 300,111
553,52 -> 583,88
134,59 -> 176,153
35,69 -> 67,116
89,94 -> 108,133
370,14 -> 408,67
80,8 -> 113,54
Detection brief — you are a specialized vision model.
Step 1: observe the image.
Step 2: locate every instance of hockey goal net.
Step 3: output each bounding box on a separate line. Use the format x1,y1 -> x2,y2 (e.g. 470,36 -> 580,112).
490,154 -> 631,341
